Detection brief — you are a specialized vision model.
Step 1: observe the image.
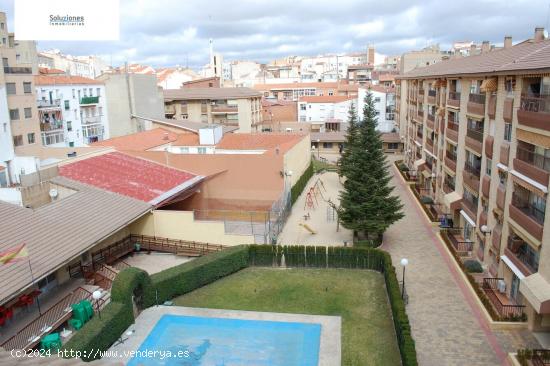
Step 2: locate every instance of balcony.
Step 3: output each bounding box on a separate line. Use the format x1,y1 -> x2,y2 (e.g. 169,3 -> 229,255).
509,194 -> 545,241
445,151 -> 457,171
482,278 -> 525,320
426,114 -> 435,129
3,66 -> 32,74
488,94 -> 497,119
462,197 -> 478,220
518,94 -> 550,132
513,148 -> 550,187
418,88 -> 425,97
484,136 -> 494,159
463,164 -> 481,192
479,210 -> 488,228
211,104 -> 238,114
505,236 -> 539,275
37,99 -> 61,109
496,185 -> 506,210
466,127 -> 483,154
503,97 -> 514,123
447,91 -> 461,108
40,120 -> 63,132
500,142 -> 510,166
446,121 -> 459,142
467,93 -> 486,116
427,90 -> 436,104
441,227 -> 473,255
492,224 -> 502,251
82,115 -> 102,125
481,175 -> 491,198
165,104 -> 176,115
426,138 -> 434,153
80,96 -> 100,105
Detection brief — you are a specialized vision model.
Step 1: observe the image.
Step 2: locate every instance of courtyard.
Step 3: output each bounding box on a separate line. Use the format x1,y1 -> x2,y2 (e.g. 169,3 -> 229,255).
173,267 -> 401,366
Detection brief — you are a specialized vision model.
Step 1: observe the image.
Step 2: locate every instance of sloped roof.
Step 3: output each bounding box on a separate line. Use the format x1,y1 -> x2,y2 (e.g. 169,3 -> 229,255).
34,75 -> 103,85
299,95 -> 355,103
59,152 -> 200,204
216,133 -> 307,153
150,118 -> 239,134
0,177 -> 150,305
400,38 -> 550,78
92,128 -> 180,151
164,87 -> 261,100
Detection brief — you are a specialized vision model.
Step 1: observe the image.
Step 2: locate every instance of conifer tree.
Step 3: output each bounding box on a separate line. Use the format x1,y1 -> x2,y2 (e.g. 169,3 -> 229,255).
338,104 -> 359,178
339,91 -> 404,241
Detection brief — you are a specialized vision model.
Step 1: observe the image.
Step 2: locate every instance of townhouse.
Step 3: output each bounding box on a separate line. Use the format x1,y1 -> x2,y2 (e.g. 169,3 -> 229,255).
397,28 -> 550,330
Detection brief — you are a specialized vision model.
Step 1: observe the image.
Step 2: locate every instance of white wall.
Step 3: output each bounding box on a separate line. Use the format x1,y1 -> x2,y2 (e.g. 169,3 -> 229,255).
0,188 -> 22,206
358,88 -> 396,133
297,99 -> 356,123
0,87 -> 15,163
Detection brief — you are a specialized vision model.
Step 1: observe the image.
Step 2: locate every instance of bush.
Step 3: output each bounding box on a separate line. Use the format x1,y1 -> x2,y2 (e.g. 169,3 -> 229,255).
291,161 -> 314,204
143,245 -> 249,307
62,302 -> 133,361
111,267 -> 153,308
399,163 -> 409,172
354,238 -> 382,249
464,260 -> 483,273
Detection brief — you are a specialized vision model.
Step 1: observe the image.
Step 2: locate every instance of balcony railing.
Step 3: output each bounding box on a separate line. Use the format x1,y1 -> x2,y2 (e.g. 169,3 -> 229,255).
3,66 -> 32,74
418,89 -> 425,96
37,99 -> 61,108
40,121 -> 63,132
464,163 -> 481,177
82,115 -> 102,125
518,94 -> 550,132
516,147 -> 550,173
466,127 -> 484,142
532,349 -> 550,366
448,91 -> 461,107
80,96 -> 100,105
444,178 -> 456,192
520,94 -> 550,113
511,193 -> 546,225
441,227 -> 473,255
482,278 -> 525,319
507,236 -> 539,274
427,113 -> 435,122
447,121 -> 459,132
463,197 -> 478,216
469,93 -> 486,104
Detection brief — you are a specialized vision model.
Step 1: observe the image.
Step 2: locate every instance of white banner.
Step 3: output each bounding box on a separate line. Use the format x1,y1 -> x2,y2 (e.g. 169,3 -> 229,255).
14,0 -> 119,41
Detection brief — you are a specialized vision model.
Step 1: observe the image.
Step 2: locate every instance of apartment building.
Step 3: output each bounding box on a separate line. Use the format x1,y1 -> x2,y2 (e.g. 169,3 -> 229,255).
397,28 -> 550,330
38,50 -> 110,79
297,96 -> 356,132
347,64 -> 374,85
399,45 -> 447,74
0,12 -> 42,186
254,81 -> 358,102
358,85 -> 396,133
35,74 -> 109,146
164,88 -> 262,133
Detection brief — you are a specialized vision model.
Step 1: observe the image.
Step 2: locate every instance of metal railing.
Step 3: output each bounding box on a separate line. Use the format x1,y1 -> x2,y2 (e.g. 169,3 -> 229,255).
532,349 -> 550,366
482,278 -> 525,319
4,67 -> 32,74
516,147 -> 550,172
448,91 -> 461,101
507,236 -> 540,273
466,127 -> 484,142
469,93 -> 486,104
446,150 -> 457,162
37,99 -> 61,108
520,93 -> 550,114
447,121 -> 459,132
441,227 -> 473,254
80,96 -> 99,105
511,193 -> 546,225
464,163 -> 481,177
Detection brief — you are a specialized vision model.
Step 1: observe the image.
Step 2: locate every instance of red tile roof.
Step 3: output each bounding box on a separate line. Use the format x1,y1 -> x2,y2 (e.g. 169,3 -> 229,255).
35,75 -> 103,86
92,128 -> 184,151
38,67 -> 66,75
299,95 -> 355,103
59,152 -> 198,203
216,133 -> 306,153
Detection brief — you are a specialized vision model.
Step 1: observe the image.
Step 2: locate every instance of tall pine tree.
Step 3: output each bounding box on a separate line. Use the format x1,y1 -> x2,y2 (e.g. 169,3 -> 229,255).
338,103 -> 359,178
339,91 -> 404,241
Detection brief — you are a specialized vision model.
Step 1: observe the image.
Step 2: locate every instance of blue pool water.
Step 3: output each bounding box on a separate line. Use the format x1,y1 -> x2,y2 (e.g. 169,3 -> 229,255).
127,314 -> 321,366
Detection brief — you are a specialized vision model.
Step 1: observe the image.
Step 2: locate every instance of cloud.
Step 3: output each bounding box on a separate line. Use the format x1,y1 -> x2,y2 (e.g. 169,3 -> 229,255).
0,0 -> 548,69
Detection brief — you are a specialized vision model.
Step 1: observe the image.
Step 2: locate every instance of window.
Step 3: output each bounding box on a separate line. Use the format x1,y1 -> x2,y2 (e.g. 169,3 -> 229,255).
24,107 -> 32,118
78,90 -> 81,100
72,89 -> 75,98
96,88 -> 100,96
504,123 -> 512,141
23,82 -> 32,94
0,23 -> 4,29
388,143 -> 399,150
27,133 -> 35,144
64,100 -> 70,110
505,77 -> 515,97
6,82 -> 16,94
89,88 -> 92,96
67,121 -> 72,132
374,97 -> 381,102
322,142 -> 333,149
2,123 -> 6,132
9,109 -> 19,120
13,135 -> 23,146
15,54 -> 20,62
486,158 -> 492,176
328,90 -> 334,96
198,147 -> 207,154
299,116 -> 306,122
181,114 -> 188,119
98,107 -> 103,116
300,104 -> 306,111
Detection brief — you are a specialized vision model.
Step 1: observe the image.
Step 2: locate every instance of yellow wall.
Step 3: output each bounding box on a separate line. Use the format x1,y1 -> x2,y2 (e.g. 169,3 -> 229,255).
284,135 -> 311,186
129,210 -> 255,246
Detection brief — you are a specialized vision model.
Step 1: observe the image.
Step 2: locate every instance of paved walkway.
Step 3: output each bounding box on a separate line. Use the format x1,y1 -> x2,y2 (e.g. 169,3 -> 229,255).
383,154 -> 539,366
278,171 -> 353,246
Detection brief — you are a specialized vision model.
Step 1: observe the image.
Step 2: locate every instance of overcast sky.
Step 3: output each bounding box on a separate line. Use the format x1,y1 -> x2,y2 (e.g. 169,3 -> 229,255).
1,0 -> 549,69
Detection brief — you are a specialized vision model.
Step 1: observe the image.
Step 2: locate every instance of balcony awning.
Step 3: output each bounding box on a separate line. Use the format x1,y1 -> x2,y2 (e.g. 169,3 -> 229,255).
444,191 -> 462,211
480,78 -> 498,93
501,255 -> 526,281
520,273 -> 550,314
511,170 -> 548,196
414,159 -> 426,168
460,209 -> 476,227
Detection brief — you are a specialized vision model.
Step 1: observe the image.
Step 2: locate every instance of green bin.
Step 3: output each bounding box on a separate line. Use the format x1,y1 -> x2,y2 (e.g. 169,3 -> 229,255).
40,333 -> 61,351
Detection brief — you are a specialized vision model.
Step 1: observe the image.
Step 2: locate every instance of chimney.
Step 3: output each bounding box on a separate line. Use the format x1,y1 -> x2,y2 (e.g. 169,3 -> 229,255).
534,27 -> 545,42
481,41 -> 490,53
504,36 -> 512,49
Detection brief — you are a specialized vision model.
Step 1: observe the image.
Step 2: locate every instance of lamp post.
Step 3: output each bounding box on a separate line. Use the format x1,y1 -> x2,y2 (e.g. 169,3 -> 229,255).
480,225 -> 491,236
316,139 -> 321,159
400,258 -> 409,300
92,290 -> 102,320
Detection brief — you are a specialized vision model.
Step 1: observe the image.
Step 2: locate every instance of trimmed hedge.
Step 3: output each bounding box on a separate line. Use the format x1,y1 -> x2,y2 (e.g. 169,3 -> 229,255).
291,161 -> 314,204
464,260 -> 483,273
61,302 -> 133,361
143,245 -> 249,307
111,267 -> 152,308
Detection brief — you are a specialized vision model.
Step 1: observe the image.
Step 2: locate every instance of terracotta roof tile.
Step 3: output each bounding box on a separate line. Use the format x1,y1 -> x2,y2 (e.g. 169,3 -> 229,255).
34,75 -> 103,85
216,133 -> 306,153
299,95 -> 355,103
92,128 -> 182,151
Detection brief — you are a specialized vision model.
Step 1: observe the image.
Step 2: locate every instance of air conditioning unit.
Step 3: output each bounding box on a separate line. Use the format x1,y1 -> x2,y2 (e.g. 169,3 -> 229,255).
497,280 -> 506,293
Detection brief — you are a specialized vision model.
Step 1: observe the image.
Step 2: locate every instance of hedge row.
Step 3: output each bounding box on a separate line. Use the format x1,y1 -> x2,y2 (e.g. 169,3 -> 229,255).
410,185 -> 438,222
143,245 -> 249,307
291,160 -> 314,204
61,302 -> 133,361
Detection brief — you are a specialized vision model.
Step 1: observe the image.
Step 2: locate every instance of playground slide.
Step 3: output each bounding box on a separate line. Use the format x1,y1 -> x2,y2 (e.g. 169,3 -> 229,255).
299,223 -> 317,234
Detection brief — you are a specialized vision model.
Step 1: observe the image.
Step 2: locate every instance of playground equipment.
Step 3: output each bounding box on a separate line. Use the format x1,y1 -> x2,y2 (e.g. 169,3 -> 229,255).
304,191 -> 315,210
299,223 -> 317,234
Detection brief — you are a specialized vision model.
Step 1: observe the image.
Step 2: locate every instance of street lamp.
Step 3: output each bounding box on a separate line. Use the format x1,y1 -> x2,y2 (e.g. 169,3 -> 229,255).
480,225 -> 491,236
316,139 -> 321,159
400,258 -> 409,300
92,290 -> 102,320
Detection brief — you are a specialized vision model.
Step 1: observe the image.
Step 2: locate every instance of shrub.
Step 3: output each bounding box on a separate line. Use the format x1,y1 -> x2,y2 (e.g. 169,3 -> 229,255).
143,245 -> 249,307
62,302 -> 133,361
399,163 -> 409,172
354,238 -> 382,249
464,260 -> 483,273
291,161 -> 314,204
111,267 -> 153,309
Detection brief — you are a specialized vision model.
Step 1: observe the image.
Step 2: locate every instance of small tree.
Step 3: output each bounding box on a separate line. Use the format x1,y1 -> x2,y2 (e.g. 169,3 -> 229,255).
338,104 -> 360,178
339,91 -> 404,241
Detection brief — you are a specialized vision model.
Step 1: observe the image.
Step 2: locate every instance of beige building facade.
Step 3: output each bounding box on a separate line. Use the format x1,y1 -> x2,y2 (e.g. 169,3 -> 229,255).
397,29 -> 550,330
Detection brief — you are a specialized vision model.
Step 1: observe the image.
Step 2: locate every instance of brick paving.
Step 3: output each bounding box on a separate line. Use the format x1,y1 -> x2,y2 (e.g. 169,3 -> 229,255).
382,155 -> 540,366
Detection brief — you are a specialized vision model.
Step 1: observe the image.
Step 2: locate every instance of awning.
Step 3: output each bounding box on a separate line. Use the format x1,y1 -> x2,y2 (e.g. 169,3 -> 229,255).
501,255 -> 526,281
496,162 -> 509,172
480,78 -> 498,93
460,209 -> 476,227
444,191 -> 462,210
520,273 -> 550,314
511,170 -> 548,196
414,159 -> 426,168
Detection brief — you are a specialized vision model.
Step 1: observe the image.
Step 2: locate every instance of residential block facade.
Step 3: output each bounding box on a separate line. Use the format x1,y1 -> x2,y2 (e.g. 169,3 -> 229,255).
397,29 -> 550,330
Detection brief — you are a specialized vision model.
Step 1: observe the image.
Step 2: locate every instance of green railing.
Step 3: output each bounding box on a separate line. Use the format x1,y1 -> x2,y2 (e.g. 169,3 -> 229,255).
80,96 -> 99,105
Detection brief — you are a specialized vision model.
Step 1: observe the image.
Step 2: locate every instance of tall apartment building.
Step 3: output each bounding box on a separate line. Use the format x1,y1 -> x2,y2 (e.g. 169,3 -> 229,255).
163,88 -> 262,133
35,74 -> 110,146
0,12 -> 41,186
397,28 -> 550,330
297,95 -> 356,132
38,50 -> 110,78
254,82 -> 358,102
358,85 -> 396,133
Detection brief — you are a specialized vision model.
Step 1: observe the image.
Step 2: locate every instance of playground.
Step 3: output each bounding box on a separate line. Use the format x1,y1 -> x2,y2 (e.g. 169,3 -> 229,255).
278,171 -> 353,246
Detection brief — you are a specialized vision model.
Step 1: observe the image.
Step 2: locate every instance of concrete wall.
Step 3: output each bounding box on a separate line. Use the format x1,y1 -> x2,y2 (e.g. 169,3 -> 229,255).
283,135 -> 311,186
130,210 -> 254,246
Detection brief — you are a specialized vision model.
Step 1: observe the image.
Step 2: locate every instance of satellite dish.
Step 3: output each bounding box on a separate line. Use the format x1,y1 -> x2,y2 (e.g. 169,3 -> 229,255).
49,189 -> 59,199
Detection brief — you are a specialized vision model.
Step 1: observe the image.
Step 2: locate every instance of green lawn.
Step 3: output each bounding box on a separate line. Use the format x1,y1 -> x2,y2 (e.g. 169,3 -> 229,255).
173,267 -> 400,366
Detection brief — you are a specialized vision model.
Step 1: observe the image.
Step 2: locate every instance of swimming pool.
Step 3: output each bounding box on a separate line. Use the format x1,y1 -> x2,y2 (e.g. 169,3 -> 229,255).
127,314 -> 322,366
